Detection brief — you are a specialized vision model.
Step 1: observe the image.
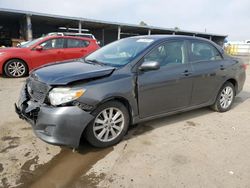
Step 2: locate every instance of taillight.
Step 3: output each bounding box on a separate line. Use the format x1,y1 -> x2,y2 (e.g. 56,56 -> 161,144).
241,64 -> 248,70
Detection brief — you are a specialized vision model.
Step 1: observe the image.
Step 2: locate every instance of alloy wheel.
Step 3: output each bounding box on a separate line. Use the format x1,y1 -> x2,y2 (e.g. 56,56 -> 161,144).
93,107 -> 125,142
7,61 -> 26,77
220,86 -> 234,109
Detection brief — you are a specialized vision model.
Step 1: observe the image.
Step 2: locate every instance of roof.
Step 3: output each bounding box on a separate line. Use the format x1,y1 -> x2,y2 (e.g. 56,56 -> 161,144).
43,35 -> 96,41
126,35 -> 222,46
0,8 -> 227,38
131,34 -> 206,39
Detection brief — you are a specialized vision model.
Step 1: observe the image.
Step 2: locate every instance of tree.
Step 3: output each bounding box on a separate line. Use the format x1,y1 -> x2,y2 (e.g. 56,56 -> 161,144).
139,21 -> 148,26
174,27 -> 180,31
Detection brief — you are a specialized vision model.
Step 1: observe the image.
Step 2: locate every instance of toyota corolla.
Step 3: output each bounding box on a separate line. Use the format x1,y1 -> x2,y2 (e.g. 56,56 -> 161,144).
15,35 -> 246,148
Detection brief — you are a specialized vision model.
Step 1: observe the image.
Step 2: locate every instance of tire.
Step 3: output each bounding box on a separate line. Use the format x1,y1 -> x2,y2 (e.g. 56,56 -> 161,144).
85,101 -> 130,148
4,59 -> 28,78
210,82 -> 235,112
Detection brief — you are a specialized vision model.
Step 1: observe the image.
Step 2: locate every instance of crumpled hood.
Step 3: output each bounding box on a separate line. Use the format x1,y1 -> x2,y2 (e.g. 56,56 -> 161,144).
31,60 -> 115,85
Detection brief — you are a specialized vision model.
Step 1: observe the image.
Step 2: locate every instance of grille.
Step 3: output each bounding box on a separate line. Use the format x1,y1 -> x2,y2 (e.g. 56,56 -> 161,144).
26,78 -> 49,103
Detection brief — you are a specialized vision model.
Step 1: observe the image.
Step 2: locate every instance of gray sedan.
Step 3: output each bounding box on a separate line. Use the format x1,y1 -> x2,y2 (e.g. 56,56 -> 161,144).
16,35 -> 246,148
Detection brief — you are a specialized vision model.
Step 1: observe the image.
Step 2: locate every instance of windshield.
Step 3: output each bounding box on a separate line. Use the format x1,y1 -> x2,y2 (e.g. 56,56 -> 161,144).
20,37 -> 45,48
85,38 -> 155,67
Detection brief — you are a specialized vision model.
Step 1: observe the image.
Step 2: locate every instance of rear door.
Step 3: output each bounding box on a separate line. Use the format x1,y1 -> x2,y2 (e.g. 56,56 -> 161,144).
137,39 -> 193,118
30,38 -> 65,67
64,38 -> 90,60
187,39 -> 225,106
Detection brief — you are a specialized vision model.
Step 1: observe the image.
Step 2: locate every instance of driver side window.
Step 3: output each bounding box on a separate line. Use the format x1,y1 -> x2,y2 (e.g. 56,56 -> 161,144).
144,40 -> 186,66
40,38 -> 64,50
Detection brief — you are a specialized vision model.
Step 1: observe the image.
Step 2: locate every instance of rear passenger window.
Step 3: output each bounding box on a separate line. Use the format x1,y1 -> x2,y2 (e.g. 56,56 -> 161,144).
189,41 -> 222,62
67,39 -> 90,48
144,40 -> 186,67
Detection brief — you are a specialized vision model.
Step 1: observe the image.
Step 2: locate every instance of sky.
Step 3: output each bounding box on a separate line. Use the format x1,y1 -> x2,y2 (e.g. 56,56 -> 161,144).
0,0 -> 249,41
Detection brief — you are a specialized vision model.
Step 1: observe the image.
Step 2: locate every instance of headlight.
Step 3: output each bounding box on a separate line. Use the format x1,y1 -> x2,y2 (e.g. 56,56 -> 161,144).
49,87 -> 85,106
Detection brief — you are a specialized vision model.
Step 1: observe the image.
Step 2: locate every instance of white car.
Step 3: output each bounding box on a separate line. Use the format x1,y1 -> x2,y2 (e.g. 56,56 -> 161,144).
47,32 -> 96,40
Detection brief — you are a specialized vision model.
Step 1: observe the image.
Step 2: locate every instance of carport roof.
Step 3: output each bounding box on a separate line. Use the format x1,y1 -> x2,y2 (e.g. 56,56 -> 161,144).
0,8 -> 227,38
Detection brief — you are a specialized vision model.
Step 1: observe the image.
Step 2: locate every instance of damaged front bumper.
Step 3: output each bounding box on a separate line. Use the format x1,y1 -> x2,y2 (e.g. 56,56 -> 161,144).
15,85 -> 94,148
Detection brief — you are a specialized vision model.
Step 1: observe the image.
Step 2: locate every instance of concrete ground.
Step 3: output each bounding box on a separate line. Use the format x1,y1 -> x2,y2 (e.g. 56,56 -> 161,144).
0,57 -> 250,188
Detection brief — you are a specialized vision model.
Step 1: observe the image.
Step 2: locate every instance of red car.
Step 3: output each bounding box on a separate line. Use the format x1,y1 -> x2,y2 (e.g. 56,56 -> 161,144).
0,36 -> 100,77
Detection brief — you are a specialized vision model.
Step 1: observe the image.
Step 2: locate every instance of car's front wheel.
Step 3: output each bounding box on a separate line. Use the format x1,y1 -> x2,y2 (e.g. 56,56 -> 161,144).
4,59 -> 28,78
85,101 -> 129,147
211,82 -> 235,112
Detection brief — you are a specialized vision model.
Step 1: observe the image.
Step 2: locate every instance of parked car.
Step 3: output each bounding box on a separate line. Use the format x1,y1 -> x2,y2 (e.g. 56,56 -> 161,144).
15,35 -> 246,148
0,35 -> 100,77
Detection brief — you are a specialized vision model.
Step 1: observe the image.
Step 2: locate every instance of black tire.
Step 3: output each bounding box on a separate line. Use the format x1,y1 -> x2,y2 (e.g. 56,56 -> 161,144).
4,59 -> 28,78
210,82 -> 235,112
85,101 -> 130,148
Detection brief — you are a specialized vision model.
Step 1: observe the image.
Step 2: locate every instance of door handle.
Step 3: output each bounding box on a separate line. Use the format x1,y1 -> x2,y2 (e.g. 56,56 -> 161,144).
181,70 -> 192,76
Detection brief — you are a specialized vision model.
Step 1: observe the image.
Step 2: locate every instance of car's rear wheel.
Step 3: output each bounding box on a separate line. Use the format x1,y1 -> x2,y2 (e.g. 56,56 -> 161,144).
211,82 -> 235,112
85,101 -> 129,148
4,59 -> 28,78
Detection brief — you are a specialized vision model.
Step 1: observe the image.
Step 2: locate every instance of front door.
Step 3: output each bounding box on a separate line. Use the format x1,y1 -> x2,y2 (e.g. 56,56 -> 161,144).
137,40 -> 193,118
30,38 -> 65,67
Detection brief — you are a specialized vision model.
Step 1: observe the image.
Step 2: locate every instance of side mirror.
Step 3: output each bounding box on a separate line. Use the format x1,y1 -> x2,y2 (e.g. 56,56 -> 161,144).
139,61 -> 160,71
35,45 -> 43,51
